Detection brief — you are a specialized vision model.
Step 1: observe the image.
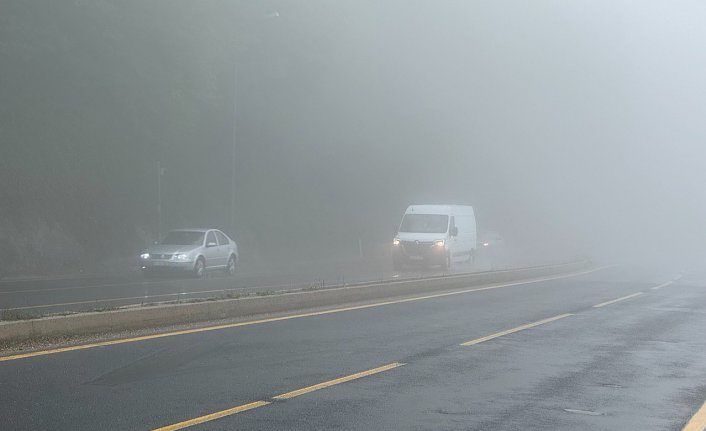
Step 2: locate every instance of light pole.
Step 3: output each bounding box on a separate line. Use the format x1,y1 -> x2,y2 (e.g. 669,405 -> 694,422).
230,10 -> 279,237
231,64 -> 238,236
157,161 -> 166,240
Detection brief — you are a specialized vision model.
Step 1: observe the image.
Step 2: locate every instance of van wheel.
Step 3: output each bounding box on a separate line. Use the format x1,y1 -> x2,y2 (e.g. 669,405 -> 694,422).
467,249 -> 475,264
193,258 -> 206,278
443,253 -> 452,271
224,255 -> 236,276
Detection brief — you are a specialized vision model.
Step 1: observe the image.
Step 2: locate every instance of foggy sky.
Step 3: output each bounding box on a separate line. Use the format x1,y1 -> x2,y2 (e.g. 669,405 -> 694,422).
2,0 -> 706,270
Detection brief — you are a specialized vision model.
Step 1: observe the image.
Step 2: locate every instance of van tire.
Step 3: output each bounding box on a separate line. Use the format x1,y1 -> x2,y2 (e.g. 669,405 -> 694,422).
467,249 -> 475,264
442,253 -> 452,271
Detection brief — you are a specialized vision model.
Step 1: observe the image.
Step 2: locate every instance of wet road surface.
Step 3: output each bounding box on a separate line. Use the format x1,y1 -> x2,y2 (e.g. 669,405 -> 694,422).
1,264 -> 705,430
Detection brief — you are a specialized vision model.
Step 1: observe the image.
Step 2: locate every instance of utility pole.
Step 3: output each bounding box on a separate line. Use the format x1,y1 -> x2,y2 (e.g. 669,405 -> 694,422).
231,64 -> 238,237
157,161 -> 166,240
230,10 -> 278,238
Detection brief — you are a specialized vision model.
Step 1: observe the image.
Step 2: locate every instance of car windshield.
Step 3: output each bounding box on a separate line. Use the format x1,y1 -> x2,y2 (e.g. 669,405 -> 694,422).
160,231 -> 204,246
399,214 -> 449,233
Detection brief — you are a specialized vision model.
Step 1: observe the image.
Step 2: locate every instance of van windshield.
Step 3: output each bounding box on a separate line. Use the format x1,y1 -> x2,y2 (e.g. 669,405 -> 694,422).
399,214 -> 449,233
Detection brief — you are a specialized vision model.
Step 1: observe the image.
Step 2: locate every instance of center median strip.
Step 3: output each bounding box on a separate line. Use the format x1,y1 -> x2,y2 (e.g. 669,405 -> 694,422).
0,266 -> 599,362
152,362 -> 405,431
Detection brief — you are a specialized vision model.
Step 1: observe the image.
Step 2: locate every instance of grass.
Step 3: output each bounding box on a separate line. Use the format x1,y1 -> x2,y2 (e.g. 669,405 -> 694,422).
1,309 -> 38,321
222,291 -> 241,299
91,306 -> 120,313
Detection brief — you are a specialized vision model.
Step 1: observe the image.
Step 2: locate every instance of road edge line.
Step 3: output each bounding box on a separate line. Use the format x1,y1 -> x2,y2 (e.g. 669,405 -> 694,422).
683,400 -> 706,431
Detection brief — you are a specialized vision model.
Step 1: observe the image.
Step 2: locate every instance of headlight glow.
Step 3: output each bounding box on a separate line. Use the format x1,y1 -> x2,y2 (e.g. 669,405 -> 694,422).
140,253 -> 150,260
434,239 -> 445,247
174,253 -> 190,261
392,238 -> 400,246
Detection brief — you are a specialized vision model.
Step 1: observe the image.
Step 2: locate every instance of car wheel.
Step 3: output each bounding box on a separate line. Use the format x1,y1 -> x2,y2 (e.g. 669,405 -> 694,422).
193,258 -> 206,278
224,255 -> 236,276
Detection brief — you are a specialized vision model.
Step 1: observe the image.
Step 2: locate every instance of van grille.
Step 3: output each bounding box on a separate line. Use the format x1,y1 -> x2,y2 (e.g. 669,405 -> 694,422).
400,240 -> 434,256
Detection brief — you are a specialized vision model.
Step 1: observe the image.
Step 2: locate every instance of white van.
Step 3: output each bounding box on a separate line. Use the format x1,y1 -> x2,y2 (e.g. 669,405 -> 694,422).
392,205 -> 477,270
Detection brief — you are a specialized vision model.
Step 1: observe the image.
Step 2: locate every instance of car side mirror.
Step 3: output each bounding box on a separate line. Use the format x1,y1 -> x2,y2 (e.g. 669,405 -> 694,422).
206,242 -> 217,248
450,226 -> 458,237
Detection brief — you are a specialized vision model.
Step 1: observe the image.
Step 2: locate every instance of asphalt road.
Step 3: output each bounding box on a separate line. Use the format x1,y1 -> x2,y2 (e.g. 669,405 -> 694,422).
0,251 -> 511,317
1,264 -> 705,430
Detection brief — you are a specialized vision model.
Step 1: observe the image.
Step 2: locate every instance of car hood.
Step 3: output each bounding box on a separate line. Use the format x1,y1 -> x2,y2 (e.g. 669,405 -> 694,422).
144,244 -> 200,254
396,232 -> 447,242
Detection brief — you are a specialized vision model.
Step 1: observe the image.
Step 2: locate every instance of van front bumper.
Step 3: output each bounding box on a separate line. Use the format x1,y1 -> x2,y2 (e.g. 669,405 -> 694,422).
392,241 -> 447,265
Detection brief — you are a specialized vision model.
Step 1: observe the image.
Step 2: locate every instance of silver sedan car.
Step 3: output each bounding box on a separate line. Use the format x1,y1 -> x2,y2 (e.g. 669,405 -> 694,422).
139,229 -> 238,278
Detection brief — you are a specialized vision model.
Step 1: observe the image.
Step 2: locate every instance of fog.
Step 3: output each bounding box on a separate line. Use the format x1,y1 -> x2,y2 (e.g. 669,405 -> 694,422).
2,0 -> 706,275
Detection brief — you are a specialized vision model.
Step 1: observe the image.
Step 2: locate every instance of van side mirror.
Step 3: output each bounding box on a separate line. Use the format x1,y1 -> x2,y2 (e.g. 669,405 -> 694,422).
450,226 -> 458,237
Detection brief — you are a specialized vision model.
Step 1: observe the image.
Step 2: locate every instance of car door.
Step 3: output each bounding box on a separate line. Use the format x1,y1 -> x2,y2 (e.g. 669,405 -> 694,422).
215,230 -> 231,265
203,231 -> 221,268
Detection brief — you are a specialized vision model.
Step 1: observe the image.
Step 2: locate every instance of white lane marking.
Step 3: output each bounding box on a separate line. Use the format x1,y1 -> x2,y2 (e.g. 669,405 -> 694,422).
651,281 -> 674,290
592,292 -> 644,308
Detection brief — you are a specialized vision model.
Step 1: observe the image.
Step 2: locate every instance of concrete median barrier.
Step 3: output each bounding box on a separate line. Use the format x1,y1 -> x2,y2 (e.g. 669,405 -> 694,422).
0,261 -> 591,343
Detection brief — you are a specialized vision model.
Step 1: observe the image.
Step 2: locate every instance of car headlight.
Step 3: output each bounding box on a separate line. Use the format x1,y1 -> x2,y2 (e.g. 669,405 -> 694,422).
434,239 -> 445,247
140,253 -> 150,260
392,238 -> 400,246
174,253 -> 190,261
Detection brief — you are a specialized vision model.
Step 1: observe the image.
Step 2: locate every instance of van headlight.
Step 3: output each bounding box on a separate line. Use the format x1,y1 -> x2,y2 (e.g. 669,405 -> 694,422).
140,253 -> 150,260
434,239 -> 445,247
392,238 -> 400,246
174,253 -> 190,261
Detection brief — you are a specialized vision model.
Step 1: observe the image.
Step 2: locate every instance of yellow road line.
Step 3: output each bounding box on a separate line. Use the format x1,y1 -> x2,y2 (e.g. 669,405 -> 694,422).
683,400 -> 706,431
651,281 -> 674,291
152,363 -> 403,430
592,292 -> 644,308
0,267 -> 602,363
460,313 -> 572,346
152,400 -> 270,431
273,362 -> 404,400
